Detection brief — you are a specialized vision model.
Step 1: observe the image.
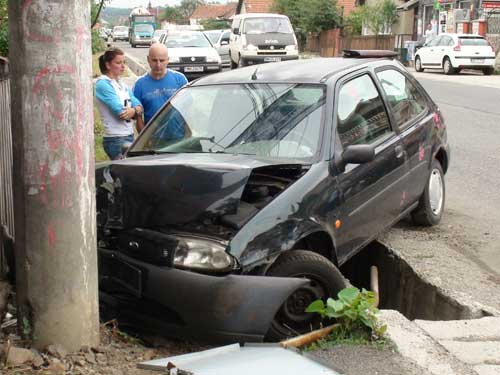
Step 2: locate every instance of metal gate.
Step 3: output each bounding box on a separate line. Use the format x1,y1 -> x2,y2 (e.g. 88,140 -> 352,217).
0,57 -> 14,277
487,10 -> 500,34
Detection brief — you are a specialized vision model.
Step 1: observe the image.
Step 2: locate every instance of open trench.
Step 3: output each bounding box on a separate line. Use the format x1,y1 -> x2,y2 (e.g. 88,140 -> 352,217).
340,241 -> 493,321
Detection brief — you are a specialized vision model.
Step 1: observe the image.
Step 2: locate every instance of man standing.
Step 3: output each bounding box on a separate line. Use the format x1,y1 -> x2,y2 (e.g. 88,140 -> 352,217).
133,43 -> 188,131
424,23 -> 435,43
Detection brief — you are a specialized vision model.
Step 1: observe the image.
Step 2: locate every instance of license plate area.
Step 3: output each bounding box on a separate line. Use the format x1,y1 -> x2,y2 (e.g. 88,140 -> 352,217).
185,66 -> 204,72
471,58 -> 484,63
264,57 -> 281,62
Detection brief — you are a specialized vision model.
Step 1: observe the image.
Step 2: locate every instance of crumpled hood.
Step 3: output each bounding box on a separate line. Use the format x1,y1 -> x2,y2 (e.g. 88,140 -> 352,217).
96,153 -> 303,229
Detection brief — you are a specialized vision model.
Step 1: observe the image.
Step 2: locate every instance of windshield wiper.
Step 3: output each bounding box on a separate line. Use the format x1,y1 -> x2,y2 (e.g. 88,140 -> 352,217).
127,150 -> 175,156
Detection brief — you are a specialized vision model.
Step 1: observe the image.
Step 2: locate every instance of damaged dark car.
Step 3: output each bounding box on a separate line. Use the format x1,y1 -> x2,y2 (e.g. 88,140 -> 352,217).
96,53 -> 450,343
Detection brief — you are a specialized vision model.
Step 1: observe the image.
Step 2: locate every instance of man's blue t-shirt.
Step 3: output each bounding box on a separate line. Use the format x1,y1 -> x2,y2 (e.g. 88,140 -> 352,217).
133,69 -> 188,124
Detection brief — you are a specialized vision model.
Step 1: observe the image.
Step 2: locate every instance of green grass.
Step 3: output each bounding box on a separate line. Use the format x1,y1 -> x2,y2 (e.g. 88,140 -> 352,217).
93,54 -> 109,162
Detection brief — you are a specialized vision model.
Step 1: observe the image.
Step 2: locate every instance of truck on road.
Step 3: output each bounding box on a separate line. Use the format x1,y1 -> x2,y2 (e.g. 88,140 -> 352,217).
129,8 -> 156,48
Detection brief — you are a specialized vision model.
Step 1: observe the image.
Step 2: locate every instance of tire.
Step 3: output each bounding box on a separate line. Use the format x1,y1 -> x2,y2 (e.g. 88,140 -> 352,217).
237,56 -> 246,68
265,250 -> 348,341
483,67 -> 494,76
415,56 -> 424,72
443,57 -> 455,75
411,159 -> 445,226
230,55 -> 238,70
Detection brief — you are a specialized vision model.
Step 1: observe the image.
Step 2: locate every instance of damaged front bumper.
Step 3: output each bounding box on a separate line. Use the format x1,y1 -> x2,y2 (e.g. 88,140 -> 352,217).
98,248 -> 308,343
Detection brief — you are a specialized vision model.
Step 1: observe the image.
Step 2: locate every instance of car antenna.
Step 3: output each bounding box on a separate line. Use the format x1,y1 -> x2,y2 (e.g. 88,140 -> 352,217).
251,67 -> 259,80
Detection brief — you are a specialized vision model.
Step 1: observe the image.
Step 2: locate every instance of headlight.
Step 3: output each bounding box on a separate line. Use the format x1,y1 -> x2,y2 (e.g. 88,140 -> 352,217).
173,236 -> 234,272
244,44 -> 258,51
169,56 -> 180,63
207,55 -> 220,63
285,44 -> 297,51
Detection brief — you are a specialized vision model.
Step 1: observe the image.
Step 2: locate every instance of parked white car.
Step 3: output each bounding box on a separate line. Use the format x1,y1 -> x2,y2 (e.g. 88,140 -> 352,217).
112,26 -> 129,42
153,29 -> 167,43
204,29 -> 231,67
162,30 -> 222,80
414,33 -> 496,75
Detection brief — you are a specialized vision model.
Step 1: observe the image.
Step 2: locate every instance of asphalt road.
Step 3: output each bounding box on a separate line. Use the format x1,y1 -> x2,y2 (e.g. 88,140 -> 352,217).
118,39 -> 500,276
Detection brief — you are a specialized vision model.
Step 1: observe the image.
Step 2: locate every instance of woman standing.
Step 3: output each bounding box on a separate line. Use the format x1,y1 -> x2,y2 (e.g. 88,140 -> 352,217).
95,48 -> 143,160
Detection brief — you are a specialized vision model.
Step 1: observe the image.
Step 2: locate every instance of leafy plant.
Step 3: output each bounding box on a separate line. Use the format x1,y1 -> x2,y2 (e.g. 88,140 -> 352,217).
306,287 -> 387,342
362,0 -> 399,35
0,0 -> 8,57
344,6 -> 365,36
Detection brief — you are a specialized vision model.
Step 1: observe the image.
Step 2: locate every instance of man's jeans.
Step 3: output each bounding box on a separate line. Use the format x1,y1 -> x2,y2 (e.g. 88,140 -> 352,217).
103,134 -> 134,160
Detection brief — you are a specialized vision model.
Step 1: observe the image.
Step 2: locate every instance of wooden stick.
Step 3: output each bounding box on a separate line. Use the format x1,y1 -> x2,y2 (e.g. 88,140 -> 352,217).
280,324 -> 339,348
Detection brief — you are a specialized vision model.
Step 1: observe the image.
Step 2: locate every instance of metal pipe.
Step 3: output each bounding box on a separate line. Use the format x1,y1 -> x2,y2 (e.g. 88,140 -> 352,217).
370,265 -> 380,308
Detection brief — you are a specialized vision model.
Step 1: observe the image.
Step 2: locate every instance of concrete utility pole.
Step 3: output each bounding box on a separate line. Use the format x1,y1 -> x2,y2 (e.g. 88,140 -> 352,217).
9,0 -> 99,351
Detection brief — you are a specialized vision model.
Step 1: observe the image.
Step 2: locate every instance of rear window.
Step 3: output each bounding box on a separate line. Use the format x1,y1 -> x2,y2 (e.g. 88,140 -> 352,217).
459,37 -> 488,46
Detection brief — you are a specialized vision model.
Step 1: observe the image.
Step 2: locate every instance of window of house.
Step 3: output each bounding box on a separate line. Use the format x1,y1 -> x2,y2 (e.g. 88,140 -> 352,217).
376,69 -> 428,129
337,74 -> 392,147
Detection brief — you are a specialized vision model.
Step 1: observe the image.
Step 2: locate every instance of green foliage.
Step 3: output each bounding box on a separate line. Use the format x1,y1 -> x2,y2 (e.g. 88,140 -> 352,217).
344,6 -> 365,36
0,0 -> 8,57
272,0 -> 341,33
362,0 -> 399,35
306,287 -> 387,342
179,0 -> 204,19
91,29 -> 106,55
201,19 -> 230,30
161,6 -> 185,24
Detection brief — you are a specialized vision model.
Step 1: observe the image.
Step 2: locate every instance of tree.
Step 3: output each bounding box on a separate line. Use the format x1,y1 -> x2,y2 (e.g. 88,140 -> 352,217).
363,0 -> 399,35
302,0 -> 341,33
161,6 -> 184,24
0,0 -> 8,57
201,19 -> 230,30
179,0 -> 205,19
344,6 -> 365,36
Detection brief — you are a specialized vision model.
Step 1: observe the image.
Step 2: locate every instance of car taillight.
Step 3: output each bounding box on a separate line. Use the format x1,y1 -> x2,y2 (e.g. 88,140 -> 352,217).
453,39 -> 461,52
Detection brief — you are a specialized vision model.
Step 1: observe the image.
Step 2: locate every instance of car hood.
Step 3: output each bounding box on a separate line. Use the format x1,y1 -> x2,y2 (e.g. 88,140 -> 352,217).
168,47 -> 219,59
96,153 -> 306,230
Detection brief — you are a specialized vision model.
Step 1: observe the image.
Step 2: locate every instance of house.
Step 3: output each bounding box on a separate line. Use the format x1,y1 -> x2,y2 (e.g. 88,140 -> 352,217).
190,3 -> 238,25
238,0 -> 273,13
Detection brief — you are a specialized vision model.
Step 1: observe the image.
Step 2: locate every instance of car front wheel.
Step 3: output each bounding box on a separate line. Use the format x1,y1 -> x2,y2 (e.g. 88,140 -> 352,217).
412,159 -> 445,226
415,56 -> 424,72
265,250 -> 347,341
443,57 -> 455,75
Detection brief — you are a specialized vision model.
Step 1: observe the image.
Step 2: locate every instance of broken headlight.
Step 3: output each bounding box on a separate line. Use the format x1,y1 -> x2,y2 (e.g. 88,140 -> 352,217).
173,237 -> 234,272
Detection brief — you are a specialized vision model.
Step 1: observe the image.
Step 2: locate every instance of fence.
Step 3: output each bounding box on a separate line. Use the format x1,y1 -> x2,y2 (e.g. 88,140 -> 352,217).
306,30 -> 396,57
0,57 -> 14,278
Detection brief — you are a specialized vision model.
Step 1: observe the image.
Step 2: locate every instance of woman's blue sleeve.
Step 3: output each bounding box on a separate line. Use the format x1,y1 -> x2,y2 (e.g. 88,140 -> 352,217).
95,80 -> 124,115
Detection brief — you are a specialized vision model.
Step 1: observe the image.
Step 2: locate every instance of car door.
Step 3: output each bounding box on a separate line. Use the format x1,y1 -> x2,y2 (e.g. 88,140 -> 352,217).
436,36 -> 453,67
424,36 -> 443,66
375,67 -> 433,208
333,72 -> 408,261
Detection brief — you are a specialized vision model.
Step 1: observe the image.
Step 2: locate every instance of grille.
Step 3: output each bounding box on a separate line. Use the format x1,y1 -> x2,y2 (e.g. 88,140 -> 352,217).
257,51 -> 287,55
180,56 -> 207,63
258,45 -> 286,50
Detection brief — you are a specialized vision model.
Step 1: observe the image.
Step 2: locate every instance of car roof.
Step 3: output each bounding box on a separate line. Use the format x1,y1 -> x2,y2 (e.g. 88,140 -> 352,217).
233,13 -> 289,19
191,57 -> 391,85
438,33 -> 484,38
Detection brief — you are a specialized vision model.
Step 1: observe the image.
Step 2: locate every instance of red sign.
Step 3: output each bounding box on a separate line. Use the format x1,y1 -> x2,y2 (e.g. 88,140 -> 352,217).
483,1 -> 500,8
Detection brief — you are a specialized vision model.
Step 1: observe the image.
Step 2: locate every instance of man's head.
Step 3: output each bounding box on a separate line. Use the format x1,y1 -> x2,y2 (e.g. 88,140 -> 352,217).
148,43 -> 169,79
427,23 -> 432,30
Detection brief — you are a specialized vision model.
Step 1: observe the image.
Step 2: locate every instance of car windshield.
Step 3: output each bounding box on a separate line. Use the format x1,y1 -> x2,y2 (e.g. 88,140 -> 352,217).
204,31 -> 220,44
135,24 -> 154,33
243,17 -> 293,34
166,32 -> 211,48
114,26 -> 128,32
130,84 -> 326,160
459,37 -> 488,46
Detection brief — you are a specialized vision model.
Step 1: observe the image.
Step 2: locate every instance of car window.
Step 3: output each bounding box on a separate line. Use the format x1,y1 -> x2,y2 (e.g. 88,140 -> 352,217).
459,37 -> 489,46
205,31 -> 220,44
222,31 -> 230,42
439,36 -> 452,46
376,69 -> 427,129
337,74 -> 392,147
166,32 -> 211,48
427,37 -> 441,47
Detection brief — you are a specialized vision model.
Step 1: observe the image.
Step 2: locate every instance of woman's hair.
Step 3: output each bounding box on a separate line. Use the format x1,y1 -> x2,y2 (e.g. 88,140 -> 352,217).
98,48 -> 124,74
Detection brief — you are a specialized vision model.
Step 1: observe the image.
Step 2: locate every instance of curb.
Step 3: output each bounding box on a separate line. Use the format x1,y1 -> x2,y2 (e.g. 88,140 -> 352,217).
125,52 -> 148,77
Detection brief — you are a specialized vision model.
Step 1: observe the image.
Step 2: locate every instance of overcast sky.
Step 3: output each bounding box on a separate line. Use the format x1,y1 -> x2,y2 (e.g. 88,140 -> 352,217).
107,0 -> 229,8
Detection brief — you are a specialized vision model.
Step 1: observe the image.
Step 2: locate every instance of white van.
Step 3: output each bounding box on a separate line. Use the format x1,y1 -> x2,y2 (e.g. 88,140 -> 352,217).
229,13 -> 299,69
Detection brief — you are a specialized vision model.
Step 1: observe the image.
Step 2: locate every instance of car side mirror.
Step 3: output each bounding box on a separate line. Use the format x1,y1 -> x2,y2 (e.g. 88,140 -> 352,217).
221,40 -> 229,45
233,28 -> 239,35
336,144 -> 375,172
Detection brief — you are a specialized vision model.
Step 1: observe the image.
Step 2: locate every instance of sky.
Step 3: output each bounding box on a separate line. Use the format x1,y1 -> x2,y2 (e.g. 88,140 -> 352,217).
107,0 -> 229,8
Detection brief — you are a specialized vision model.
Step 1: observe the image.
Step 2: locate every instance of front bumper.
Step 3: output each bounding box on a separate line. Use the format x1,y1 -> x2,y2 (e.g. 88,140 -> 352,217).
241,54 -> 299,65
169,63 -> 222,79
98,248 -> 308,343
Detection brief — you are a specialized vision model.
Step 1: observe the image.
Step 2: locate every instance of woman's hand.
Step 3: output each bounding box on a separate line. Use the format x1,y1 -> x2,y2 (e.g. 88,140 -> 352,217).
119,107 -> 136,121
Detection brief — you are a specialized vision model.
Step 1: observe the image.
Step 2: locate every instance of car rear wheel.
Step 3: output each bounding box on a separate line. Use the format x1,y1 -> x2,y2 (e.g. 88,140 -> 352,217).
443,57 -> 455,75
412,159 -> 445,226
230,55 -> 238,70
415,56 -> 424,72
265,250 -> 347,341
483,67 -> 494,76
238,56 -> 246,68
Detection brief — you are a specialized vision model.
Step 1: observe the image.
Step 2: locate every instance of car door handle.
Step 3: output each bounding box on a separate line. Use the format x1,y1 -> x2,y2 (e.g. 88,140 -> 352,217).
395,145 -> 405,159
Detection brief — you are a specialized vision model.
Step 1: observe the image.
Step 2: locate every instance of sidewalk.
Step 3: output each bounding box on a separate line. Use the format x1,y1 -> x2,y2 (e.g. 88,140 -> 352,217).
407,67 -> 500,90
381,311 -> 500,375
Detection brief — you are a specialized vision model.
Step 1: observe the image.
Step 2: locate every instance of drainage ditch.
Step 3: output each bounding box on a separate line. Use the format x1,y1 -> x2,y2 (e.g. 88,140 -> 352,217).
340,241 -> 493,321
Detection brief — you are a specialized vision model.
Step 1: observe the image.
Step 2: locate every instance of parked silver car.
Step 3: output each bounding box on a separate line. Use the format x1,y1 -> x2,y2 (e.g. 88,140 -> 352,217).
204,29 -> 231,67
